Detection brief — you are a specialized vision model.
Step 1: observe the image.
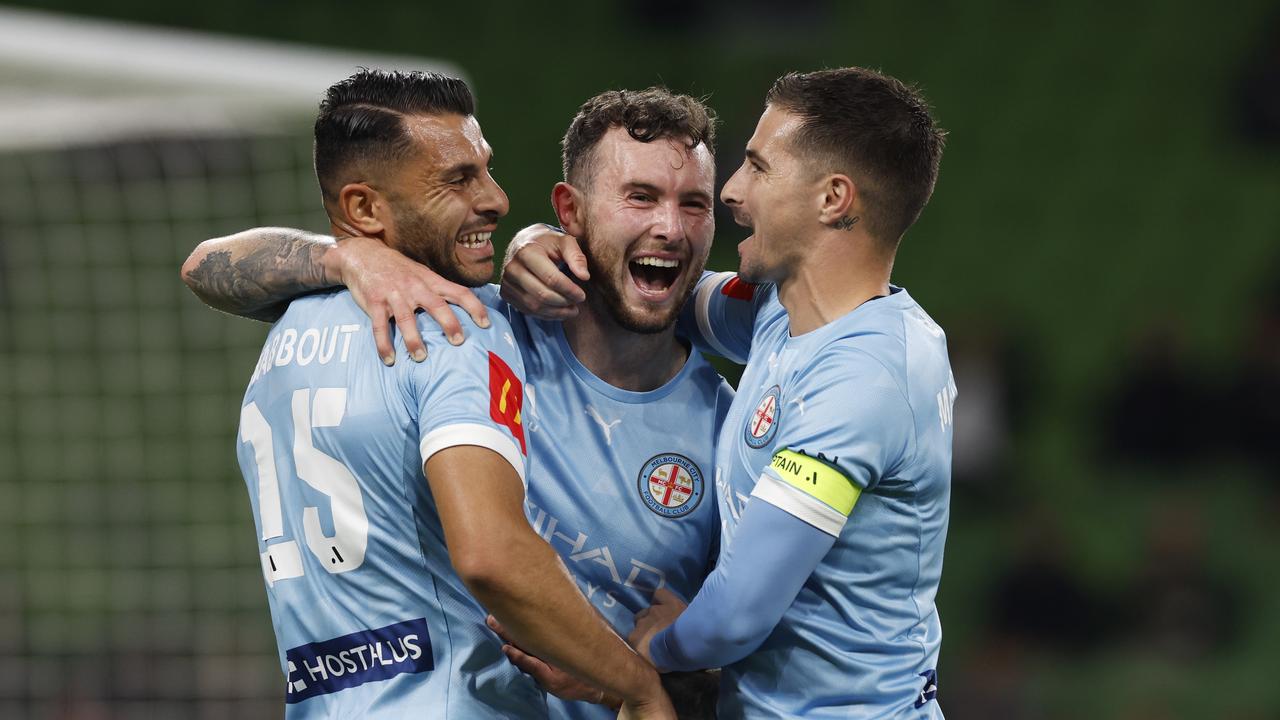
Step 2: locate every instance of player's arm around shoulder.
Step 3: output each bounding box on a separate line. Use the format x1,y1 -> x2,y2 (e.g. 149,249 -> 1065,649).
181,228 -> 492,361
180,227 -> 337,322
676,272 -> 777,364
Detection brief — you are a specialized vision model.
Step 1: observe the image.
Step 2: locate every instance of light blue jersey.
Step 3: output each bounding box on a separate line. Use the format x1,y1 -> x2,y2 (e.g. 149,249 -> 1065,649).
476,286 -> 733,720
685,273 -> 954,719
236,290 -> 546,718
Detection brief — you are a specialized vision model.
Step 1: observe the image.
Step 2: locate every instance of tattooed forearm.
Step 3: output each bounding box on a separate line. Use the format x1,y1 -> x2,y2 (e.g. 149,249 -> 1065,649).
183,229 -> 335,322
834,215 -> 859,231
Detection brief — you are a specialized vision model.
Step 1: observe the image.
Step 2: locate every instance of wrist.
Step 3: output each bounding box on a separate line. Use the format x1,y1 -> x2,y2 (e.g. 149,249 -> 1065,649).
623,667 -> 664,706
320,239 -> 347,287
503,223 -> 566,268
323,235 -> 372,287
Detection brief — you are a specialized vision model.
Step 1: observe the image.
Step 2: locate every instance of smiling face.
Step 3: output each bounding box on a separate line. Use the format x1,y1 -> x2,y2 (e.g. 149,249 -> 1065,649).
382,113 -> 509,287
720,104 -> 817,284
574,127 -> 715,333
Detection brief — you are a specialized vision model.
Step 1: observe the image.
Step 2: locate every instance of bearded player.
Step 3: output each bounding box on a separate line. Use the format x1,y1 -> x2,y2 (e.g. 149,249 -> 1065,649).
506,68 -> 954,718
181,70 -> 673,718
182,86 -> 729,719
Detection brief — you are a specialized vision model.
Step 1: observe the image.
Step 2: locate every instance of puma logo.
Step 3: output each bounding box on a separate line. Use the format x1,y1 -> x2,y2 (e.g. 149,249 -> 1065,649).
585,405 -> 622,445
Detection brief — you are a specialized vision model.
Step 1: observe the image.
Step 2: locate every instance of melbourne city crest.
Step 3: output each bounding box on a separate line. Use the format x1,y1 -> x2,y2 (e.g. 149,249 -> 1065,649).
744,385 -> 781,448
637,453 -> 704,518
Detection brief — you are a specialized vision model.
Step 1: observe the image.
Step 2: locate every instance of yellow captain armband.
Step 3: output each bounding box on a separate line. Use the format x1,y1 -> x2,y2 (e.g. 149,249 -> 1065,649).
768,449 -> 861,516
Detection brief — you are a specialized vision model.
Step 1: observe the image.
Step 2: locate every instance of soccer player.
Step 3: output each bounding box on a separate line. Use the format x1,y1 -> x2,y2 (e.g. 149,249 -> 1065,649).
179,70 -> 673,719
506,68 -> 954,718
181,86 -> 730,719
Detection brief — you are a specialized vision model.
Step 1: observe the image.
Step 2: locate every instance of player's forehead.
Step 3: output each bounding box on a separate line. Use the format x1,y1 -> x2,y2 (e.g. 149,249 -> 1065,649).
591,126 -> 714,195
745,104 -> 805,165
401,113 -> 492,171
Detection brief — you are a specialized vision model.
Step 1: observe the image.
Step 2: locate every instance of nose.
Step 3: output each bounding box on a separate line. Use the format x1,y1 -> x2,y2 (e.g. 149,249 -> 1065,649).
651,200 -> 684,243
721,164 -> 745,208
477,172 -> 510,220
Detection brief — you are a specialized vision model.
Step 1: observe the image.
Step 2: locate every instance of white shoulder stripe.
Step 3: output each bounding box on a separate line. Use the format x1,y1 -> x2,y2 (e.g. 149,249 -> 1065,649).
420,423 -> 526,488
695,271 -> 738,361
751,472 -> 847,537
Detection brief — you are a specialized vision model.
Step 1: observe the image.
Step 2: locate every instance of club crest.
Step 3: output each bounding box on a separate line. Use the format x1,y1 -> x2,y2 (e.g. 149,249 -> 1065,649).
637,454 -> 704,518
744,385 -> 781,448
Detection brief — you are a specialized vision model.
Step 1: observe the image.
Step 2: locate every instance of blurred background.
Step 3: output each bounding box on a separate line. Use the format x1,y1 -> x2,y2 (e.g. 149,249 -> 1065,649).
1,1 -> 1278,718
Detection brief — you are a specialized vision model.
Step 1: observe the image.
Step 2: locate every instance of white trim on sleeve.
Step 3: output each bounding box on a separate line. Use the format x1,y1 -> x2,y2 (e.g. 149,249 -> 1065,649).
420,423 -> 527,487
695,271 -> 739,361
750,471 -> 847,537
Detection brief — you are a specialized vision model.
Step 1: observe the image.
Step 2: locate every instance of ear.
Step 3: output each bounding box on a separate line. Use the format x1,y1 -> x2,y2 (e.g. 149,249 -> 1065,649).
551,182 -> 587,237
817,173 -> 858,227
334,182 -> 389,237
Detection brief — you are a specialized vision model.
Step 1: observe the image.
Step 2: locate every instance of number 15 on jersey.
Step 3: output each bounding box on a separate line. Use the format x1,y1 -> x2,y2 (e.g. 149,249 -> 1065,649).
240,387 -> 369,586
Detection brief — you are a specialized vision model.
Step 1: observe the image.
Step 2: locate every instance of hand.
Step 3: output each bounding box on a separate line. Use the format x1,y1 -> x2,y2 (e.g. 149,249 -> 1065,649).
629,588 -> 688,666
486,615 -> 613,705
325,235 -> 491,365
499,224 -> 590,320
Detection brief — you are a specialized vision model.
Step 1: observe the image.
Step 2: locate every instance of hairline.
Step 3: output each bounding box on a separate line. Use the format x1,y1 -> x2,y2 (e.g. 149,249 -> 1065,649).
566,126 -> 711,190
320,108 -> 478,202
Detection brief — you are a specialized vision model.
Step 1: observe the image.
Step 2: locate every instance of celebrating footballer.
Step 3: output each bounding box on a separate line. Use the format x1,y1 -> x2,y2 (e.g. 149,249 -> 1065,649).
183,65 -> 953,719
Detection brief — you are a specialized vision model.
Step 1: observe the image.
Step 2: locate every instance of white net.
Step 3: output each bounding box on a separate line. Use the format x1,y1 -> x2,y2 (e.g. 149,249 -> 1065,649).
0,9 -> 464,716
0,132 -> 327,718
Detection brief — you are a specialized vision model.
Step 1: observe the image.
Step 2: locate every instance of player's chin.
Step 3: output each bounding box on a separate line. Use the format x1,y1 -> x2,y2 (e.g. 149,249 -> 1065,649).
735,251 -> 769,284
615,300 -> 680,334
451,255 -> 495,288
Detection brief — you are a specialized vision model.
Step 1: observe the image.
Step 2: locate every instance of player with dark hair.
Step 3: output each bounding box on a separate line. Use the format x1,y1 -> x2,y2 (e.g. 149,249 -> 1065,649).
634,65 -> 952,719
182,84 -> 728,719
506,67 -> 953,718
181,69 -> 674,719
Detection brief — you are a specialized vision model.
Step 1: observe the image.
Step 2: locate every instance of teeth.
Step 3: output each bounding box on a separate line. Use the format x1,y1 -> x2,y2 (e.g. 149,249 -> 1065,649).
633,257 -> 679,268
458,231 -> 491,248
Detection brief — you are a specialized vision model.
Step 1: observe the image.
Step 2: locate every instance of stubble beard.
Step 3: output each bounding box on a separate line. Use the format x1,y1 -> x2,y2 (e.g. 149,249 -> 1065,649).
580,217 -> 704,336
393,206 -> 489,288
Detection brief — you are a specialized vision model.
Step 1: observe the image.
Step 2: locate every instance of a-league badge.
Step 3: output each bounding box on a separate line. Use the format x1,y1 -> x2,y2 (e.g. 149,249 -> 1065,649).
637,453 -> 704,518
744,385 -> 781,448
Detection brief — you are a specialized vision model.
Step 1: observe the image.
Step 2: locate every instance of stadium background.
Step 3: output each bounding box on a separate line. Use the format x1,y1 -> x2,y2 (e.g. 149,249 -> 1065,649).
2,1 -> 1278,718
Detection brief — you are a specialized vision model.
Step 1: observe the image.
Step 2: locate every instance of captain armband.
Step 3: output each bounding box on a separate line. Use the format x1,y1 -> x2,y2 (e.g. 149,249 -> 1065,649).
750,448 -> 861,536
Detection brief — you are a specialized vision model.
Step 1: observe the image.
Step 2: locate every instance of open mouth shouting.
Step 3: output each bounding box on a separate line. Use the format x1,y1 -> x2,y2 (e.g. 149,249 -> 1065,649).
629,254 -> 683,301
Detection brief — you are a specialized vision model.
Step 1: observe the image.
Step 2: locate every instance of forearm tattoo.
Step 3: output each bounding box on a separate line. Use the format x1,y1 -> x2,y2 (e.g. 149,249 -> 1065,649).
186,230 -> 333,322
834,215 -> 860,231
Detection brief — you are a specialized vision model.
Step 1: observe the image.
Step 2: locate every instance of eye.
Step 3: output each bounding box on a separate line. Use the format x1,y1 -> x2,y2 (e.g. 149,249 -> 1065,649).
628,192 -> 654,203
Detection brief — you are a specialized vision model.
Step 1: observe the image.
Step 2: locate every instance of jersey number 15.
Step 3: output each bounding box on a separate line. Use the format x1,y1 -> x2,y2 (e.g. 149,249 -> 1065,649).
240,388 -> 369,586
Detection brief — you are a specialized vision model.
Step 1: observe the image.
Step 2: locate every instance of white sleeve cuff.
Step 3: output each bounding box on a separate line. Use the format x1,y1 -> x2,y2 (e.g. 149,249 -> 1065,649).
695,271 -> 741,362
750,471 -> 847,536
420,423 -> 527,487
